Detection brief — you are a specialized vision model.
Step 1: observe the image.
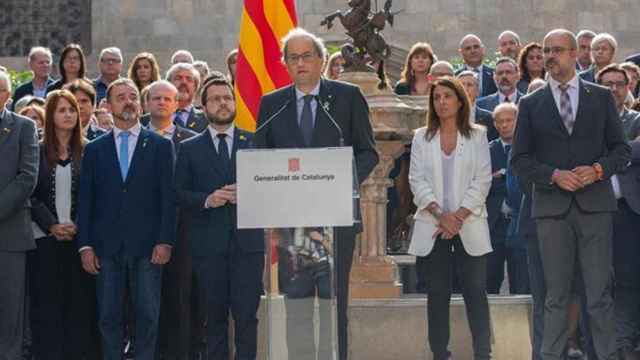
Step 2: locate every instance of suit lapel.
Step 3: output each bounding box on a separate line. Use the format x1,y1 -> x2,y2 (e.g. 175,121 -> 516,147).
231,129 -> 249,183
542,84 -> 570,137
106,131 -> 124,183
311,79 -> 337,147
185,108 -> 200,131
201,130 -> 229,180
0,112 -> 16,148
571,80 -> 591,137
124,129 -> 150,184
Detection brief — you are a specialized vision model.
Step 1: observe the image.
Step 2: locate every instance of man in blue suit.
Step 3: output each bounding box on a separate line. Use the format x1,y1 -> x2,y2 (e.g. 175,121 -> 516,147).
458,71 -> 498,141
455,34 -> 498,97
175,77 -> 264,360
476,57 -> 523,113
77,78 -> 176,360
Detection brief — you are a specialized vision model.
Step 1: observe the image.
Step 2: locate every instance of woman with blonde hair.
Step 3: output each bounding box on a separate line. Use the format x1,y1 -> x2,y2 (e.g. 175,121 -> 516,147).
127,52 -> 161,91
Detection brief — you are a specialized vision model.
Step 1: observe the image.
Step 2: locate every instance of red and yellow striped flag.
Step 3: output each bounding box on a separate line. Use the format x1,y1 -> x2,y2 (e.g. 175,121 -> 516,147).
234,0 -> 297,131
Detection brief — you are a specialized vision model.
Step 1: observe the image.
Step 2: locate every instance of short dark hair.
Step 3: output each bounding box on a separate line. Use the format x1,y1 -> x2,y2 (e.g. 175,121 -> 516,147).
200,77 -> 234,105
494,56 -> 519,72
63,78 -> 96,106
106,78 -> 140,103
596,63 -> 629,85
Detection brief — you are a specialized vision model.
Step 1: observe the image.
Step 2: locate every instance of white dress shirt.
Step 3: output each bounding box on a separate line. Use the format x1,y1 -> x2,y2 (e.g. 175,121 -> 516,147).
113,123 -> 141,165
548,74 -> 580,123
207,124 -> 235,157
466,64 -> 485,94
55,163 -> 73,224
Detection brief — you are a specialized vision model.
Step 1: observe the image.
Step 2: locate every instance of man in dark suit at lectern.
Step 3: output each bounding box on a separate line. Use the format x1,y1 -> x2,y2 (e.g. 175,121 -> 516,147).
253,28 -> 378,360
511,29 -> 630,360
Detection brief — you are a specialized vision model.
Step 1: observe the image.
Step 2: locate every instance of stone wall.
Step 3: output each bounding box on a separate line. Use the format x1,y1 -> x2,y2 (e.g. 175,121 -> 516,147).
2,0 -> 640,76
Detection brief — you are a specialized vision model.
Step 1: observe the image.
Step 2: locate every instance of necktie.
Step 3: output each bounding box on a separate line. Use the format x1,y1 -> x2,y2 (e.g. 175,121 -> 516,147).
558,84 -> 574,134
504,95 -> 511,103
118,131 -> 130,180
504,144 -> 512,158
300,95 -> 314,146
217,133 -> 230,170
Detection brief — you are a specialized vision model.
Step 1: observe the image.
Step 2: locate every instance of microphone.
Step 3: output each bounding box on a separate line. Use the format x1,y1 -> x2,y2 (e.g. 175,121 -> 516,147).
254,99 -> 291,136
314,95 -> 344,147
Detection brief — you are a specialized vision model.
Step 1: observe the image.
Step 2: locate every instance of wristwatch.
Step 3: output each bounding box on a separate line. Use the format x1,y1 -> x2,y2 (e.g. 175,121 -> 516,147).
592,162 -> 604,181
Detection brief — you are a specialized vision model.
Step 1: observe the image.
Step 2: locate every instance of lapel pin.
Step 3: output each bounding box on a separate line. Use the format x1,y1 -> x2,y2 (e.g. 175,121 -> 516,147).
239,134 -> 246,141
2,127 -> 10,134
188,122 -> 195,128
142,137 -> 149,148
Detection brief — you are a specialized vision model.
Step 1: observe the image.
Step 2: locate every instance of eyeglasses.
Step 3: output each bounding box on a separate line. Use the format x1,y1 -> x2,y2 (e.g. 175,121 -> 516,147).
601,81 -> 628,88
542,46 -> 570,55
101,58 -> 122,65
286,52 -> 316,64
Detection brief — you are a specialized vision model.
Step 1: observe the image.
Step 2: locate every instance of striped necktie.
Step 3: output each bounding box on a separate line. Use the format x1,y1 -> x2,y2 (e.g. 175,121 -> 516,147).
558,83 -> 574,134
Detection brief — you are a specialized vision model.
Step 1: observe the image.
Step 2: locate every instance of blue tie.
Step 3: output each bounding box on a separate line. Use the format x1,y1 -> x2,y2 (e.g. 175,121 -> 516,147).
119,131 -> 130,180
300,95 -> 314,146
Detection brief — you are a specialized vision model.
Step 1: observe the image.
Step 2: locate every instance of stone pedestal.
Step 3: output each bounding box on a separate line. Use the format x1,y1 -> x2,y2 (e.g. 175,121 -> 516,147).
339,71 -> 426,299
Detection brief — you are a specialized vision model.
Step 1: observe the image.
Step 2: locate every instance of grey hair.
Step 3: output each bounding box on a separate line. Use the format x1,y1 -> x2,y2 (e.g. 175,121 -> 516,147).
592,33 -> 618,52
171,50 -> 194,64
28,46 -> 52,62
429,61 -> 454,76
456,70 -> 479,87
527,78 -> 547,94
544,29 -> 578,50
459,34 -> 483,49
576,30 -> 596,41
493,102 -> 518,119
281,28 -> 327,63
165,62 -> 201,89
0,70 -> 11,93
498,30 -> 521,45
99,47 -> 123,61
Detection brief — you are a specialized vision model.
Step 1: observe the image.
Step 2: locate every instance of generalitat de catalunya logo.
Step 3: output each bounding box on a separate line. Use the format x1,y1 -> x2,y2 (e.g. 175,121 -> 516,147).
288,158 -> 300,172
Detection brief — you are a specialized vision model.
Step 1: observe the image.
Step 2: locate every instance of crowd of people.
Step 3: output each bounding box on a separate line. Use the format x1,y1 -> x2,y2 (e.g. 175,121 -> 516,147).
0,23 -> 639,360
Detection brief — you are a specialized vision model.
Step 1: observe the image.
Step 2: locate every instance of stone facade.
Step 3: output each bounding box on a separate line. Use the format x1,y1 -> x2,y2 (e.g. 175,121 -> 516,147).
2,0 -> 640,76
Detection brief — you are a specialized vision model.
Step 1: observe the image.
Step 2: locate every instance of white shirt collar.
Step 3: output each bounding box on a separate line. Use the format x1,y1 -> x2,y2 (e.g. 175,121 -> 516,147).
295,82 -> 321,101
499,91 -> 517,103
113,122 -> 141,139
208,124 -> 235,142
548,73 -> 579,92
179,104 -> 193,113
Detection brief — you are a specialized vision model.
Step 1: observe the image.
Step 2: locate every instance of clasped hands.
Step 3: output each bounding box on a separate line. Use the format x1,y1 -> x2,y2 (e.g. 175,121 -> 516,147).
206,184 -> 237,208
552,166 -> 598,192
49,223 -> 77,241
427,205 -> 471,240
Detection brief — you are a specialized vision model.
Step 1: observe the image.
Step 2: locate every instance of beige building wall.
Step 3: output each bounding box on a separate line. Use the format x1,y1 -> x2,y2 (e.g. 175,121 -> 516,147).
2,0 -> 639,76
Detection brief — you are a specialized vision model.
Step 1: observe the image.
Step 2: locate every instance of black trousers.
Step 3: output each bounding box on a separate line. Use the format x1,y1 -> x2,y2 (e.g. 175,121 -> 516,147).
424,236 -> 491,360
0,250 -> 26,360
29,236 -> 101,360
335,226 -> 356,360
193,249 -> 264,360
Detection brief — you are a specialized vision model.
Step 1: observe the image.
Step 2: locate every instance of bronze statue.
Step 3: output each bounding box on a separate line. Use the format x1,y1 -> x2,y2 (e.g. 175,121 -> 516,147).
321,0 -> 396,73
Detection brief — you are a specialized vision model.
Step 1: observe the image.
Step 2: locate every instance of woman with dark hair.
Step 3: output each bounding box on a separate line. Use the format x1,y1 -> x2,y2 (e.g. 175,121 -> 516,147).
517,42 -> 546,94
127,52 -> 161,91
29,90 -> 100,360
408,77 -> 492,360
46,44 -> 89,94
394,42 -> 437,96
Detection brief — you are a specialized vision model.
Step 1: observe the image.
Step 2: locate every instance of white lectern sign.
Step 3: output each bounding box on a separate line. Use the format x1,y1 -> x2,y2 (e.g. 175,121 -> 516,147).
236,147 -> 353,229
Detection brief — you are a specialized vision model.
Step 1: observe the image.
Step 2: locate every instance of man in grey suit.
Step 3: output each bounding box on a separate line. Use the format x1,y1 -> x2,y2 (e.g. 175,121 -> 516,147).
596,63 -> 640,140
511,29 -> 631,360
0,70 -> 39,360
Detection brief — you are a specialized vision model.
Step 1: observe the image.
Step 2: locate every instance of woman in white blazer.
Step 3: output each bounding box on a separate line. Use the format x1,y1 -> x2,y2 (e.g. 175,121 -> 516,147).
408,77 -> 493,360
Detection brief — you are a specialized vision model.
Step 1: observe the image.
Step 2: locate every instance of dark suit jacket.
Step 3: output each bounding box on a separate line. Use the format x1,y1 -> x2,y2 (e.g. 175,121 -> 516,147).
625,53 -> 640,67
31,144 -> 81,233
140,114 -> 198,151
455,65 -> 497,97
579,66 -> 596,83
616,140 -> 640,215
11,77 -> 55,110
487,139 -> 509,237
511,79 -> 631,218
476,106 -> 498,141
77,128 -> 176,258
476,91 -> 523,113
85,126 -> 106,142
175,128 -> 263,255
140,109 -> 208,133
0,111 -> 39,251
253,79 -> 379,230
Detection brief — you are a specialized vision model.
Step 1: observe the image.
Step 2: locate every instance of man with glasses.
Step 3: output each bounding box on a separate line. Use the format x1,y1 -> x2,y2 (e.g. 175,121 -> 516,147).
455,34 -> 498,97
94,47 -> 124,104
254,28 -> 378,360
597,64 -> 640,140
477,57 -> 523,113
511,29 -> 630,360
